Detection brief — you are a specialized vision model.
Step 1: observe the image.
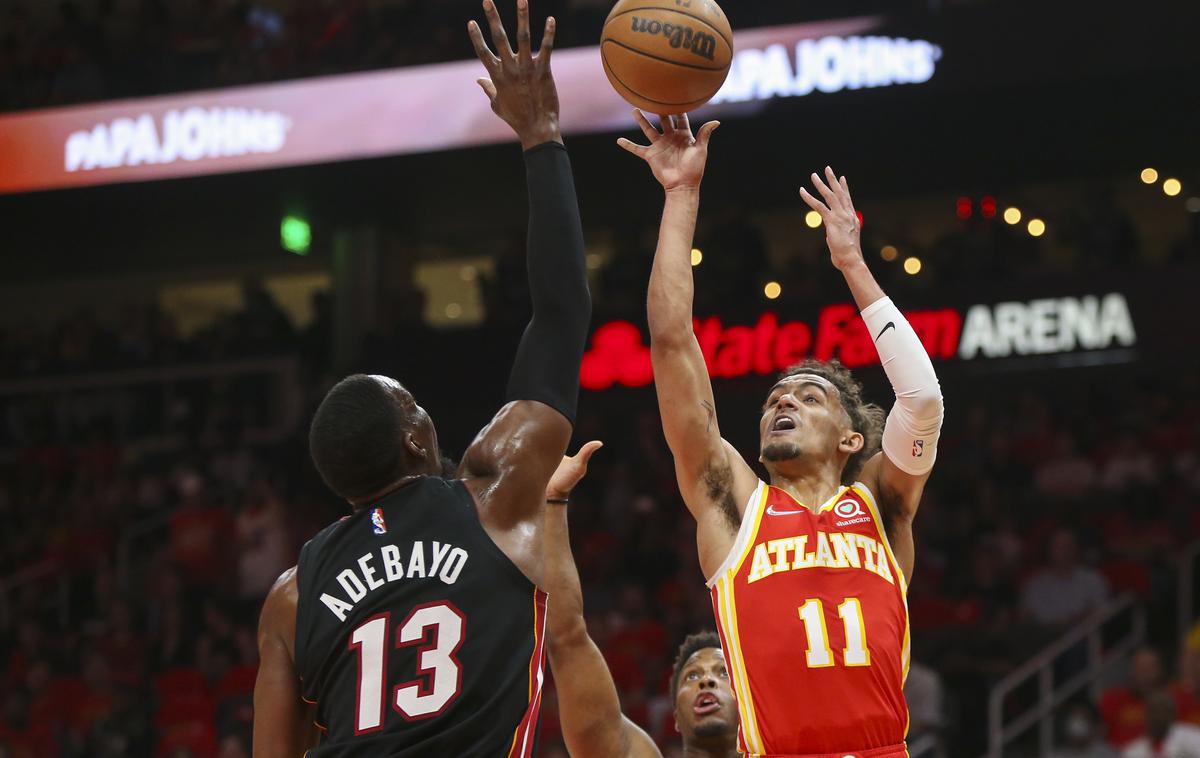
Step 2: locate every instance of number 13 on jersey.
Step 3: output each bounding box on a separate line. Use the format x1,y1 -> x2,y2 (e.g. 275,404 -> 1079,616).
797,597 -> 870,668
349,602 -> 465,733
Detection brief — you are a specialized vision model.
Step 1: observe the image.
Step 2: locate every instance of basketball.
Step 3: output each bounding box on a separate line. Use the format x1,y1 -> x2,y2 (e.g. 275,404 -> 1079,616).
600,0 -> 733,114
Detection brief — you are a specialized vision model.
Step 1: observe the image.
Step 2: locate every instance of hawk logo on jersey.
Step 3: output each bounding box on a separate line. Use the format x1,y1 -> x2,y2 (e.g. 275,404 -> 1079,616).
371,508 -> 387,535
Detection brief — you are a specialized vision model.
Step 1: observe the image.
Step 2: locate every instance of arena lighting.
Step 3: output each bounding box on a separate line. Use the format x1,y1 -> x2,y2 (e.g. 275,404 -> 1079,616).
956,197 -> 972,220
586,254 -> 603,270
980,196 -> 997,219
579,293 -> 1137,389
1027,218 -> 1046,237
903,257 -> 922,275
805,211 -> 823,228
1186,197 -> 1200,213
1141,168 -> 1159,184
1003,207 -> 1022,225
880,245 -> 898,261
280,215 -> 311,254
764,281 -> 782,300
460,265 -> 477,280
691,248 -> 704,266
1163,178 -> 1182,197
445,303 -> 463,319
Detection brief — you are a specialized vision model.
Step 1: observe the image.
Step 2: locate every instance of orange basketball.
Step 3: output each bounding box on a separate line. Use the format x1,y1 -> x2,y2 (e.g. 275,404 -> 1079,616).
600,0 -> 733,115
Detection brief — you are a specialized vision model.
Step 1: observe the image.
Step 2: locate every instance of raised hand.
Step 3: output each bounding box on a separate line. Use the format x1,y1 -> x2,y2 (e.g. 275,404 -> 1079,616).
800,166 -> 865,272
546,441 -> 602,501
617,111 -> 719,193
468,0 -> 560,150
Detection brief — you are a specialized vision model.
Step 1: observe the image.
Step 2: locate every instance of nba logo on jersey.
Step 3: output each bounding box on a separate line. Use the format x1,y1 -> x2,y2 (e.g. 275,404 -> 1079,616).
912,439 -> 924,458
370,507 -> 387,535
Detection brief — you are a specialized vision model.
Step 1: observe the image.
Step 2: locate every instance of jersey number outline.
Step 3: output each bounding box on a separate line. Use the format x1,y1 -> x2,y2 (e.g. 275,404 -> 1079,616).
348,601 -> 466,733
797,597 -> 870,668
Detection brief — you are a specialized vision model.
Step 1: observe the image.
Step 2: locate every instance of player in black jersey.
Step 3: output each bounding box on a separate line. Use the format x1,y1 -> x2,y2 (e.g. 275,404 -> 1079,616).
543,445 -> 739,758
251,1 -> 590,755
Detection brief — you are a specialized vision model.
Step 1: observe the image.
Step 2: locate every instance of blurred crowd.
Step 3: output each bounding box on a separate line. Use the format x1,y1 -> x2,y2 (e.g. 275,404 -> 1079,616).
1,257 -> 1199,755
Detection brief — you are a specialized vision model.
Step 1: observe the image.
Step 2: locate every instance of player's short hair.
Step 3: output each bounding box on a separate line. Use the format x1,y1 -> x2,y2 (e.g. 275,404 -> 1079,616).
670,630 -> 723,702
310,374 -> 413,500
777,358 -> 884,485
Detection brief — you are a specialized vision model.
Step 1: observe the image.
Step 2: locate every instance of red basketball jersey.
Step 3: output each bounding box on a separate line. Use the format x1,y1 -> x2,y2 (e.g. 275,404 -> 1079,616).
708,481 -> 910,756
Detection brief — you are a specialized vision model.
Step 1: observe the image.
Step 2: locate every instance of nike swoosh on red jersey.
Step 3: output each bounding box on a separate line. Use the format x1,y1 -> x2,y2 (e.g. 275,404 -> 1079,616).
765,504 -> 806,516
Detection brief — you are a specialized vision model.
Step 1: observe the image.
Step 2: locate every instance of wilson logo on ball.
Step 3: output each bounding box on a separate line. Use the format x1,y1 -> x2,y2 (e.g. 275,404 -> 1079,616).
629,17 -> 718,60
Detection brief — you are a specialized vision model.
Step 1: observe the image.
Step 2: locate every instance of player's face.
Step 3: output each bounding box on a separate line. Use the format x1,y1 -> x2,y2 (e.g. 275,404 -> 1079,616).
758,376 -> 848,467
674,648 -> 738,743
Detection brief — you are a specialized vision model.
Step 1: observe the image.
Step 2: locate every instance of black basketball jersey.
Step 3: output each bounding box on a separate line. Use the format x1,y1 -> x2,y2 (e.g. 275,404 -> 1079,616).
295,477 -> 547,757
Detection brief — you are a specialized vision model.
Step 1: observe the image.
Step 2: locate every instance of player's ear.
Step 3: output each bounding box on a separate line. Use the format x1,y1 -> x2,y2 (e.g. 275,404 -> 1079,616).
839,430 -> 864,455
404,431 -> 428,460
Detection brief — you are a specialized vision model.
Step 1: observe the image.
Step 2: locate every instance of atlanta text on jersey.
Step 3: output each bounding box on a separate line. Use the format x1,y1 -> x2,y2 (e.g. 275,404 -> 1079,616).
746,531 -> 896,586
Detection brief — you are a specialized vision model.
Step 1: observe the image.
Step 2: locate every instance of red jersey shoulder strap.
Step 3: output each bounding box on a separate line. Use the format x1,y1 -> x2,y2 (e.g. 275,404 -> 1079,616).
705,480 -> 768,588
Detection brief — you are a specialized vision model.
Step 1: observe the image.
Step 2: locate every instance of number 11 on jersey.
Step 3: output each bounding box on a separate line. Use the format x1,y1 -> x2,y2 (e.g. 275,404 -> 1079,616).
797,597 -> 870,668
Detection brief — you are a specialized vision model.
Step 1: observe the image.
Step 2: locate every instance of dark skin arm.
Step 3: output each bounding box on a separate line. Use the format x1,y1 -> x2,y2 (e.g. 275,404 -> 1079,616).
544,443 -> 661,758
461,0 -> 580,588
252,567 -> 319,757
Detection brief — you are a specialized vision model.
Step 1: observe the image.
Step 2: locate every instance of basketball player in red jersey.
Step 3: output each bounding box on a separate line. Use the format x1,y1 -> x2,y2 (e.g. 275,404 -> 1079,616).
543,442 -> 739,758
618,111 -> 944,757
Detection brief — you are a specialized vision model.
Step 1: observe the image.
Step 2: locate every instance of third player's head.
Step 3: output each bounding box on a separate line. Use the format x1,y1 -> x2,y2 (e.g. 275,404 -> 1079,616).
671,631 -> 738,749
309,374 -> 442,506
759,359 -> 883,485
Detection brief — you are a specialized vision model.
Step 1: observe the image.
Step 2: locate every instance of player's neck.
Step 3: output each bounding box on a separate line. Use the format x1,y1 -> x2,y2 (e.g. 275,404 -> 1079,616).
680,740 -> 739,758
768,466 -> 845,512
348,474 -> 426,511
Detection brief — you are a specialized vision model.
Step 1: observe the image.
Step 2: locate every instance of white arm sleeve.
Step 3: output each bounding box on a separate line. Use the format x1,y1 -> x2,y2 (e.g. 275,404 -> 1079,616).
860,296 -> 944,476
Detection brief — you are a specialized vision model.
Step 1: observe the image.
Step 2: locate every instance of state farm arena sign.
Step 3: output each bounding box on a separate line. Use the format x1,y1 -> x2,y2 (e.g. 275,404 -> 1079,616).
580,293 -> 1137,390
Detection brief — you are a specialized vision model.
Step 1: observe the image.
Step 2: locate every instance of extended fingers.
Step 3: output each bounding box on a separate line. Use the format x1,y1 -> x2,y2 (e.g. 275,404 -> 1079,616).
467,20 -> 499,71
482,0 -> 514,58
838,174 -> 854,207
799,186 -> 830,215
632,109 -> 660,142
516,0 -> 532,61
696,120 -> 720,147
573,440 -> 603,465
809,171 -> 841,211
616,137 -> 649,158
824,166 -> 853,214
538,16 -> 556,64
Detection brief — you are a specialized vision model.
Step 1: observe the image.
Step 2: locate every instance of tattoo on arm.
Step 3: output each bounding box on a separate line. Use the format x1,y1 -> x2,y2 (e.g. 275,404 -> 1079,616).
702,459 -> 740,532
701,401 -> 716,433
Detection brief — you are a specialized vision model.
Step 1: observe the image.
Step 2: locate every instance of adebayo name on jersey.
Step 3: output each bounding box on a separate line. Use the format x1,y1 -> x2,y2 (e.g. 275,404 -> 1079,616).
319,540 -> 470,622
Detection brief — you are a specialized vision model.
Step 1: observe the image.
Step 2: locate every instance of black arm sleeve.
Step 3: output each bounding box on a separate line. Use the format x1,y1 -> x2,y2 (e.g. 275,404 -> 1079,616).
505,141 -> 592,424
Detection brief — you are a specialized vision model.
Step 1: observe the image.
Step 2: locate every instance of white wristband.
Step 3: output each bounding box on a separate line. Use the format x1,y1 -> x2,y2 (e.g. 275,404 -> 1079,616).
860,297 -> 944,476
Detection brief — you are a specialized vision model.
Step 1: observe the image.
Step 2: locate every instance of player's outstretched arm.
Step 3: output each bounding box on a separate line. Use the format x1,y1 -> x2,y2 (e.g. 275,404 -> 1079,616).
543,443 -> 663,758
460,0 -> 591,586
800,168 -> 944,579
252,568 -> 319,757
619,112 -> 757,576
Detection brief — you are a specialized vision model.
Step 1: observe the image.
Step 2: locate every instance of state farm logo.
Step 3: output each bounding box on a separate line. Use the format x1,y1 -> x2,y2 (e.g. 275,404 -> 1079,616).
580,293 -> 1136,390
64,107 -> 292,172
